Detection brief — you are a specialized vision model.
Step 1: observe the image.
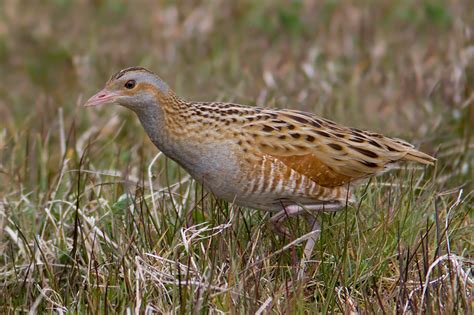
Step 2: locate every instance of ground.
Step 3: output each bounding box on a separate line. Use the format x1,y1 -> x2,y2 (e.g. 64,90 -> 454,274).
0,0 -> 473,313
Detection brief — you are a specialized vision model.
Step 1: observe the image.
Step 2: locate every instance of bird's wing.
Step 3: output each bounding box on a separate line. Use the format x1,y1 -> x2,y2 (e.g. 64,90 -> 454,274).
243,109 -> 435,188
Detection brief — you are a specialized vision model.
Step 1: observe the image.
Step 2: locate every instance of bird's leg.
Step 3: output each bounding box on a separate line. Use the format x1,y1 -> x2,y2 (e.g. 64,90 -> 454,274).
303,215 -> 321,262
270,202 -> 342,237
269,204 -> 310,266
269,202 -> 344,279
297,202 -> 343,281
269,205 -> 308,238
297,215 -> 321,281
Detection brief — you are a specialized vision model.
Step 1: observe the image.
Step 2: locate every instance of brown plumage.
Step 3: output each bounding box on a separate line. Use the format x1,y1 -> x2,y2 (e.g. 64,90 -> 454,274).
84,67 -> 436,276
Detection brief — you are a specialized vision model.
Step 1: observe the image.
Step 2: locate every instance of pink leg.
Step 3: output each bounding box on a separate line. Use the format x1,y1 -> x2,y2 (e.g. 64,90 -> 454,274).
269,205 -> 308,237
268,202 -> 344,279
297,203 -> 344,280
269,202 -> 342,237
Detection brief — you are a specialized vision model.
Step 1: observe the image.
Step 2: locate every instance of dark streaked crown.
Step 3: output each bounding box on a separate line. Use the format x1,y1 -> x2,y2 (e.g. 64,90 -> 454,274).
108,67 -> 154,82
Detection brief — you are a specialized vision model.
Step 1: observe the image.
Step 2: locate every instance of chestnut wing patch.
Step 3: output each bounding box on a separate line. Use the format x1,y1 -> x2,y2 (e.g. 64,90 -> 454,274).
241,107 -> 434,188
270,153 -> 353,187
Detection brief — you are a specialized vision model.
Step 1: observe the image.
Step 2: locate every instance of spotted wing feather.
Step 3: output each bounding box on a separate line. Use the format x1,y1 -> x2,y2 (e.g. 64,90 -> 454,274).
245,109 -> 435,187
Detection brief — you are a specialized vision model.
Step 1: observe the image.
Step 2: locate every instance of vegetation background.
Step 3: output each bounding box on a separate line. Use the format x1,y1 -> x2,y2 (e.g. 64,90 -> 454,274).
0,0 -> 472,313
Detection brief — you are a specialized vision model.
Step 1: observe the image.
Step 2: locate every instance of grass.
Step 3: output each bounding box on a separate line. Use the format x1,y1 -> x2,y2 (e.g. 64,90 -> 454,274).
0,0 -> 473,313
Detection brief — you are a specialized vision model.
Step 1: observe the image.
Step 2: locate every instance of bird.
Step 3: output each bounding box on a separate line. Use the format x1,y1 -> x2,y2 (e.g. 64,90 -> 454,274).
84,66 -> 436,276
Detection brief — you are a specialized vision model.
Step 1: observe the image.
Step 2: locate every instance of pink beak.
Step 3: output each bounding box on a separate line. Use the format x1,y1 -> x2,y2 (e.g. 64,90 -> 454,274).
83,89 -> 120,107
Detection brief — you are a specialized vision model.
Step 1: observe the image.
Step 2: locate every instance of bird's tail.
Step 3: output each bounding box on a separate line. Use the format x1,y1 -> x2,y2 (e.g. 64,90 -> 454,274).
403,148 -> 437,165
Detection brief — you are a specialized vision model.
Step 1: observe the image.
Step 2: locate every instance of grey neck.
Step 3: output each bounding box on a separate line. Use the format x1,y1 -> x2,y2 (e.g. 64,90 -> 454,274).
134,103 -> 174,156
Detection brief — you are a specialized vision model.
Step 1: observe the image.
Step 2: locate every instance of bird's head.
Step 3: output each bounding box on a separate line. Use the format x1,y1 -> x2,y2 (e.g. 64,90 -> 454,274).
84,67 -> 169,112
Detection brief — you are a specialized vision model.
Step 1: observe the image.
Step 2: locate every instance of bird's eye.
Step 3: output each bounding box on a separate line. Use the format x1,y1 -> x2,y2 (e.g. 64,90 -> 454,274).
124,80 -> 136,89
